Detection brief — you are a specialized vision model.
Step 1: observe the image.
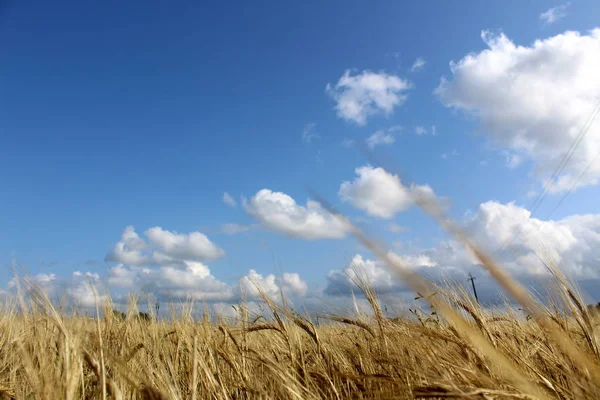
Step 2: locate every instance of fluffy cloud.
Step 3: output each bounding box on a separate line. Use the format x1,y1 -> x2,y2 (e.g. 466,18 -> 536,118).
366,130 -> 396,148
104,226 -> 148,265
237,270 -> 309,299
146,227 -> 225,263
105,226 -> 225,266
326,70 -> 411,125
436,29 -> 600,192
325,253 -> 437,296
240,269 -> 280,298
223,192 -> 237,207
463,201 -> 599,277
339,166 -> 435,219
282,272 -> 308,296
10,270 -> 109,310
325,199 -> 600,299
104,262 -> 310,304
411,57 -> 426,72
244,189 -> 350,239
540,3 -> 569,24
106,261 -> 233,302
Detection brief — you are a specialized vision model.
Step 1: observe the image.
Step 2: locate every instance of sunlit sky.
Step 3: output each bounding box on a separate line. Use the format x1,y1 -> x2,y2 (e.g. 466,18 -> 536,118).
2,1 -> 600,311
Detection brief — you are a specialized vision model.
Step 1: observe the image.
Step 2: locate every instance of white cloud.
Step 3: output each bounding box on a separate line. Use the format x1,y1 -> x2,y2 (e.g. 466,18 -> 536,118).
105,226 -> 225,266
411,57 -> 426,72
244,189 -> 350,240
405,200 -> 600,279
326,70 -> 411,125
366,130 -> 396,148
325,253 -> 436,295
302,123 -> 320,143
220,223 -> 257,235
146,227 -> 225,263
239,270 -> 308,299
339,166 -> 436,219
123,262 -> 233,302
436,29 -> 600,192
540,3 -> 569,24
223,192 -> 237,207
106,264 -> 136,289
105,226 -> 149,265
240,269 -> 279,298
282,272 -> 308,296
10,270 -> 109,310
325,200 -> 600,298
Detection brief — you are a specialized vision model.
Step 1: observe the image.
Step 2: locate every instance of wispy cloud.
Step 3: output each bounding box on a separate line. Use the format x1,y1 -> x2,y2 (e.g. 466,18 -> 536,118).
341,139 -> 355,148
366,130 -> 396,149
441,149 -> 459,159
415,125 -> 436,136
540,3 -> 569,24
222,192 -> 237,207
301,122 -> 320,143
220,223 -> 258,235
387,223 -> 409,233
410,57 -> 426,72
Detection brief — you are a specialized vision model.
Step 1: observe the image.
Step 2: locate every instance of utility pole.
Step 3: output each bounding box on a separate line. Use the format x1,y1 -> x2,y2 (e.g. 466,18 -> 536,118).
468,273 -> 479,304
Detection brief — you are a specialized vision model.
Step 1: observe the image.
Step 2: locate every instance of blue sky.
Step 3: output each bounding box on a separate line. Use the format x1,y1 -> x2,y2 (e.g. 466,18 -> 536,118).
2,1 -> 600,311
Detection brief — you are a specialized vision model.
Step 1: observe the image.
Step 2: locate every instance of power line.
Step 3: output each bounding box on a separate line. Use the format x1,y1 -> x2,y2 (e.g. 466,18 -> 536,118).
493,98 -> 600,261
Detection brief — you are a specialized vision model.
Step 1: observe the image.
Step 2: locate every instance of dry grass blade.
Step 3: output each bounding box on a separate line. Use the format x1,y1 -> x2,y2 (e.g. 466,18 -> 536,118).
309,190 -> 548,399
413,190 -> 600,386
414,385 -> 539,399
316,315 -> 377,338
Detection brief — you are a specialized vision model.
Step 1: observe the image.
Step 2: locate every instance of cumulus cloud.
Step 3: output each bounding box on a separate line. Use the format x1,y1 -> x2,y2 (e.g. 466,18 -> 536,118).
326,70 -> 411,125
238,270 -> 308,299
366,130 -> 396,148
105,226 -> 225,266
339,166 -> 436,219
146,227 -> 225,263
411,57 -> 426,72
240,269 -> 280,298
244,189 -> 350,239
325,253 -> 436,295
10,270 -> 109,310
325,198 -> 600,301
282,273 -> 308,296
105,226 -> 149,265
104,262 -> 310,304
106,261 -> 233,302
436,29 -> 600,192
540,3 -> 569,24
223,192 -> 237,207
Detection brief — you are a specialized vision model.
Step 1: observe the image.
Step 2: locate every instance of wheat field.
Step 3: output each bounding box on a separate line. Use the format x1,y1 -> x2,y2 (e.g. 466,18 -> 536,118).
1,267 -> 599,400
